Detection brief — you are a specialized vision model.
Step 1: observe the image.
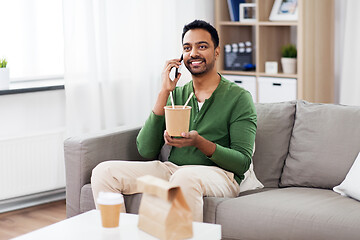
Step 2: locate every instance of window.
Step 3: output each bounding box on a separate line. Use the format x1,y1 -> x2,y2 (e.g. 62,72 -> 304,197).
0,0 -> 64,82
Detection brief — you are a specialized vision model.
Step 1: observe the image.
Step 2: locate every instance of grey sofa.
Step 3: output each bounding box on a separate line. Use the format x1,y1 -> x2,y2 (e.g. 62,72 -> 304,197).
64,100 -> 360,240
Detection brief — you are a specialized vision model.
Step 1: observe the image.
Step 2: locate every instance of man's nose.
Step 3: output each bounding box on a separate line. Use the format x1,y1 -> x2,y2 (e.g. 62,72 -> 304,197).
190,48 -> 199,58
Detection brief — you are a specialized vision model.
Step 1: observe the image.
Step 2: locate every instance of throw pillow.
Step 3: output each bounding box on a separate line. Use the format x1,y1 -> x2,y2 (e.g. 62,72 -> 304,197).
253,101 -> 296,187
333,152 -> 360,201
239,162 -> 264,193
280,101 -> 360,189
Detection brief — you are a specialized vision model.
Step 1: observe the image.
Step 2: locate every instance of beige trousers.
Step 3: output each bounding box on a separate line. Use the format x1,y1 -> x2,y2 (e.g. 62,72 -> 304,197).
91,160 -> 240,222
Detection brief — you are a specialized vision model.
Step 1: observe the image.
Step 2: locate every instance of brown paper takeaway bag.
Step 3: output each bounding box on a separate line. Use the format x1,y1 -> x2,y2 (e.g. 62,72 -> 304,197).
137,175 -> 193,240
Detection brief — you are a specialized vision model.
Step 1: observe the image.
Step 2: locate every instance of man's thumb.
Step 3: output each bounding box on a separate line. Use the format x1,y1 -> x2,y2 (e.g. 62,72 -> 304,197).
181,132 -> 188,138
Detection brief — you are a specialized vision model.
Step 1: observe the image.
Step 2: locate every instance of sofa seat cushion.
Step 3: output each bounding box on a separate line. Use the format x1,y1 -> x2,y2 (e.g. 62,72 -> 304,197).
204,188 -> 275,224
80,184 -> 96,213
216,187 -> 360,240
281,101 -> 360,189
81,184 -> 273,223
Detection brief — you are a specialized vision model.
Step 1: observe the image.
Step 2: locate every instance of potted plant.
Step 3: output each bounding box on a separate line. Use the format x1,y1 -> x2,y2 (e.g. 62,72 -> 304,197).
281,44 -> 297,74
0,58 -> 9,90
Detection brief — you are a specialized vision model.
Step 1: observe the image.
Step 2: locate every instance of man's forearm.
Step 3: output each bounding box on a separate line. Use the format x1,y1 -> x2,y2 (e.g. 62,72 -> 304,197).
153,90 -> 169,116
195,135 -> 216,157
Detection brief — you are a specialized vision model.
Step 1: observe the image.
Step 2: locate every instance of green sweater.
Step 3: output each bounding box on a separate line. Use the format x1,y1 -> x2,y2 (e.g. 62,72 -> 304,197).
136,75 -> 257,184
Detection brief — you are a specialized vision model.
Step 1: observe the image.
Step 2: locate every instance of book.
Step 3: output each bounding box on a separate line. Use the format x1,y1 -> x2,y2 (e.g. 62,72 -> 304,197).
227,0 -> 246,21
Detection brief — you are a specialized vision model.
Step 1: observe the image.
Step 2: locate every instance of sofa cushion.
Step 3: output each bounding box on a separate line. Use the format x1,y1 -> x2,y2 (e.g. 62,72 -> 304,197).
80,184 -> 96,213
81,184 -> 271,224
203,197 -> 227,224
203,188 -> 274,224
252,101 -> 296,187
216,187 -> 360,240
280,101 -> 360,189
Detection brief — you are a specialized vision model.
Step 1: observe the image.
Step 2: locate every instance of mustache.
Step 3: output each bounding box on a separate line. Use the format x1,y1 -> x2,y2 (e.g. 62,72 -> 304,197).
187,57 -> 206,64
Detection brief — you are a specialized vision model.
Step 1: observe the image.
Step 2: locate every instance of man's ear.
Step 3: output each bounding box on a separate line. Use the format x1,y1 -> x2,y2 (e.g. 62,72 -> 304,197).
215,46 -> 220,60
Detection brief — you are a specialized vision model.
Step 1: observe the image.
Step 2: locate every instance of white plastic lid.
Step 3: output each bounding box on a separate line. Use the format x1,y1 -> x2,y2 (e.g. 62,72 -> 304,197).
97,192 -> 124,205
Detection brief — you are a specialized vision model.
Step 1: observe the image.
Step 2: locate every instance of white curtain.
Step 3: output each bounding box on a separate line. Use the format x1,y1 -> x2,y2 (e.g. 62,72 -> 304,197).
339,0 -> 360,106
62,0 -> 214,136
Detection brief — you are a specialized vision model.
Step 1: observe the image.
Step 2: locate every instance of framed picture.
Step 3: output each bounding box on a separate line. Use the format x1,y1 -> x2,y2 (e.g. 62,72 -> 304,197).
239,3 -> 256,22
269,0 -> 298,21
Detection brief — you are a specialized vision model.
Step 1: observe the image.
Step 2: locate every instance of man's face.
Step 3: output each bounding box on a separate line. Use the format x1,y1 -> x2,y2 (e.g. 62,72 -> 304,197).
182,29 -> 219,76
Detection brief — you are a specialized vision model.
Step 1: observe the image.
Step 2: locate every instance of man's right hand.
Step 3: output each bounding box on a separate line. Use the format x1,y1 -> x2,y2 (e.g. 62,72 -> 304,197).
152,58 -> 182,116
161,58 -> 182,93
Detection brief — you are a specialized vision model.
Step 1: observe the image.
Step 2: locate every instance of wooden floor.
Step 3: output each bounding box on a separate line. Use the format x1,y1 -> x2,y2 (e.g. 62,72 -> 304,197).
0,200 -> 66,240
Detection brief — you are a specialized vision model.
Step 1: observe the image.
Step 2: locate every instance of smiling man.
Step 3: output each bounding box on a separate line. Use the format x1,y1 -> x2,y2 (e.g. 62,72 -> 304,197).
91,20 -> 257,222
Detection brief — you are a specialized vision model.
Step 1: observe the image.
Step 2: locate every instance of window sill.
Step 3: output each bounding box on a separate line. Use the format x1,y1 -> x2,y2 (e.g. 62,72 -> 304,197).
0,79 -> 64,96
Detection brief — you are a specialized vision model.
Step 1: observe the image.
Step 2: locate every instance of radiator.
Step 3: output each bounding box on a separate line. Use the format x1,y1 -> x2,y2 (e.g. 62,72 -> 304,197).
0,129 -> 66,200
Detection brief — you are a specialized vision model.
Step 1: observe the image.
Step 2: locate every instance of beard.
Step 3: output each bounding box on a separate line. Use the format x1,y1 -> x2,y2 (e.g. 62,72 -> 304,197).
185,55 -> 216,76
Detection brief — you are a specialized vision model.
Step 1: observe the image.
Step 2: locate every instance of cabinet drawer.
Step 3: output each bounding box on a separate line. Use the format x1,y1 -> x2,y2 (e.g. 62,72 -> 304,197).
223,75 -> 257,103
258,77 -> 296,103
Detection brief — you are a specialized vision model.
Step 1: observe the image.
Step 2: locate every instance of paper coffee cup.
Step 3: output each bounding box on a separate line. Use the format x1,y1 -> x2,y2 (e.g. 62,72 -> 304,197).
97,192 -> 124,228
164,105 -> 191,137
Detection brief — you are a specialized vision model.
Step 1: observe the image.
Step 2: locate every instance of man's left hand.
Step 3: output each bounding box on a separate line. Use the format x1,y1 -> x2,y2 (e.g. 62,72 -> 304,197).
164,130 -> 199,148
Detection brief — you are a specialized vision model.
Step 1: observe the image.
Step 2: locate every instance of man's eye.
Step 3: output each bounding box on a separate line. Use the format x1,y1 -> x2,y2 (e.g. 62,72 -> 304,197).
184,47 -> 191,51
199,45 -> 207,49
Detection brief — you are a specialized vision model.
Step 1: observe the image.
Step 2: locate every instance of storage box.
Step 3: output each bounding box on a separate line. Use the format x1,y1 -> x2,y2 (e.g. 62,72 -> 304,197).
223,75 -> 257,103
258,77 -> 296,103
224,43 -> 254,71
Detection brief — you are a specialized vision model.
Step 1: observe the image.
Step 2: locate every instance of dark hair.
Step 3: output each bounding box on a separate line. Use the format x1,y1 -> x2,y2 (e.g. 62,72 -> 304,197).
182,20 -> 219,48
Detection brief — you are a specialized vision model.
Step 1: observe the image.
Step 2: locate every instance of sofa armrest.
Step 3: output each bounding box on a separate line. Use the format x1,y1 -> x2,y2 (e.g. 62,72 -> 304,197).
64,126 -> 149,217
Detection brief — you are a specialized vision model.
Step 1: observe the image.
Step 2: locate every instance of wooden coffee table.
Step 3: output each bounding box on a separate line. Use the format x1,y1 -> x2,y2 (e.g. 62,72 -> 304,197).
13,210 -> 221,239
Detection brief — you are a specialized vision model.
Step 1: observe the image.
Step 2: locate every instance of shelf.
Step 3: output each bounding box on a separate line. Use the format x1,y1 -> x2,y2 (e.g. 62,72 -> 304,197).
259,21 -> 298,26
219,21 -> 297,27
221,70 -> 257,76
219,21 -> 257,26
216,0 -> 335,103
258,72 -> 297,78
221,71 -> 297,78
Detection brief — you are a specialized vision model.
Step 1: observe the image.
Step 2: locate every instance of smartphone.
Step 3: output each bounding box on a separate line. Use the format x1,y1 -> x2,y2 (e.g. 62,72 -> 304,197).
175,55 -> 183,79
